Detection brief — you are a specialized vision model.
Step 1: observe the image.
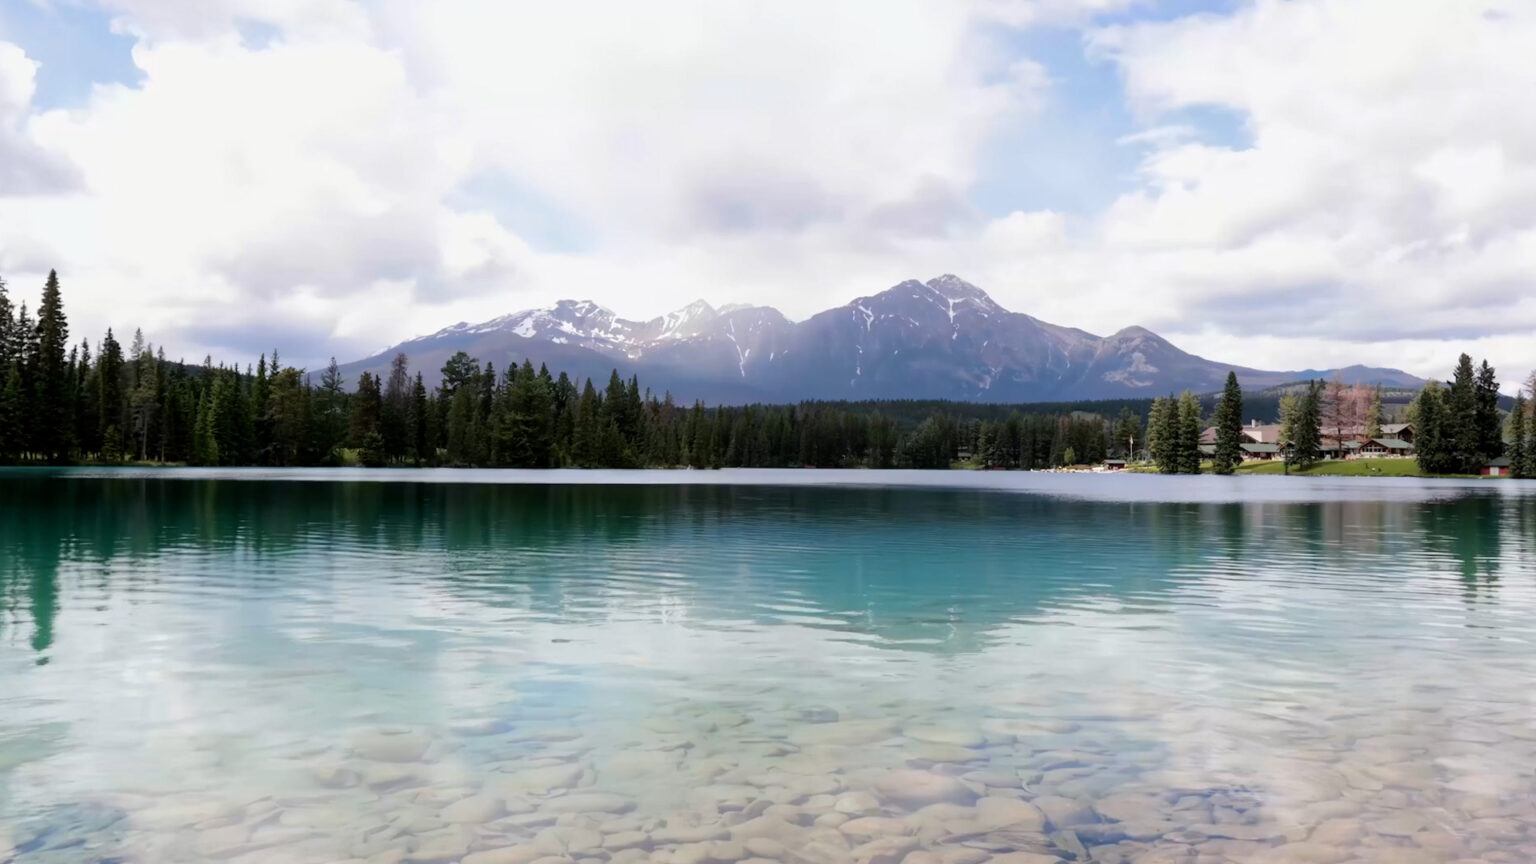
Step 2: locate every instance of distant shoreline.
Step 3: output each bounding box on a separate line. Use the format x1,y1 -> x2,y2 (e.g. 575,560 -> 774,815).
7,457 -> 1504,481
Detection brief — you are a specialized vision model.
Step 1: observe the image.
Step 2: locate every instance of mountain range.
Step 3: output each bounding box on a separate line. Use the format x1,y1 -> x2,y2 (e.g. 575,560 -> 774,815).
338,275 -> 1423,403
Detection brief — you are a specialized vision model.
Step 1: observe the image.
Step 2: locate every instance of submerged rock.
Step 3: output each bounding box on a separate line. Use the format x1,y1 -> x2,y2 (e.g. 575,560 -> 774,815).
851,835 -> 919,864
792,721 -> 898,747
541,793 -> 636,815
442,794 -> 505,824
838,817 -> 909,839
348,728 -> 431,763
464,847 -> 552,864
904,727 -> 985,749
874,771 -> 978,808
834,792 -> 882,816
986,853 -> 1065,864
1092,794 -> 1162,825
1030,796 -> 1096,830
973,797 -> 1046,831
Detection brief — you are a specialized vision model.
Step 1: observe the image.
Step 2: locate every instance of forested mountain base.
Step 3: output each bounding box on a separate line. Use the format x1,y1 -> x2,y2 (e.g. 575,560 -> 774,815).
0,273 -> 1139,469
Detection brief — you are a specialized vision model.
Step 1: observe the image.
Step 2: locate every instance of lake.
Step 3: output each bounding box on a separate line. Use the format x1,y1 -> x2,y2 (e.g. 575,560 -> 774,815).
2,469 -> 1535,864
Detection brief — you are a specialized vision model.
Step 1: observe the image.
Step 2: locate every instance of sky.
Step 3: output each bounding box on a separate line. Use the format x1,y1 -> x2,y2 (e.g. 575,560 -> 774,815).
0,0 -> 1533,385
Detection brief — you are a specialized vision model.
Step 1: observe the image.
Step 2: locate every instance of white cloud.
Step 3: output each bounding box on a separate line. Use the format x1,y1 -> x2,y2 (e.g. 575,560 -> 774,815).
1081,0 -> 1536,363
0,0 -> 1534,384
0,40 -> 79,195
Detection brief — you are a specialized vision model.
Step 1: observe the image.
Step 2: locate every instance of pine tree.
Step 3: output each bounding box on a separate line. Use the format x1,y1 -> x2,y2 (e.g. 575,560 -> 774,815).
358,431 -> 387,468
129,330 -> 161,461
154,346 -> 171,461
318,357 -> 346,459
1365,385 -> 1383,439
382,352 -> 411,462
445,385 -> 474,466
0,363 -> 21,463
1446,353 -> 1478,474
1287,381 -> 1323,469
1212,371 -> 1243,475
572,379 -> 600,467
267,367 -> 309,465
349,371 -> 382,449
409,372 -> 429,465
251,352 -> 271,463
1176,390 -> 1202,474
1474,360 -> 1502,465
602,370 -> 626,439
192,387 -> 219,466
0,275 -> 13,371
1415,382 -> 1447,475
97,328 -> 124,457
1508,394 -> 1529,479
1148,396 -> 1177,473
33,270 -> 72,460
510,359 -> 554,468
1526,393 -> 1536,480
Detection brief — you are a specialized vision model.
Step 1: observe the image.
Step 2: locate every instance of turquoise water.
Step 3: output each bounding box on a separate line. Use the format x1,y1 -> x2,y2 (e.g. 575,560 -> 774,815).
2,469 -> 1536,864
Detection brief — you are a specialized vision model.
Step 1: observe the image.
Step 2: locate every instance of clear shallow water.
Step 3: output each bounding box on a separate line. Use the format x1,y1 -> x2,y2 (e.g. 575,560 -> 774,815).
2,469 -> 1536,864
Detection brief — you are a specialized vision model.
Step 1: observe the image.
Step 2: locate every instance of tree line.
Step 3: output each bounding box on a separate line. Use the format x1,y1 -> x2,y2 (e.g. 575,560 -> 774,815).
1410,354 -> 1533,477
0,272 -> 1139,470
6,273 -> 1532,475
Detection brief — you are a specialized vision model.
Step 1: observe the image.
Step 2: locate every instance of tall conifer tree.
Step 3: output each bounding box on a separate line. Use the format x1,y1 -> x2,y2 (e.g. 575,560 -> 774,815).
1176,390 -> 1202,474
1446,353 -> 1478,473
34,270 -> 71,460
1212,371 -> 1244,475
1473,360 -> 1502,465
1509,394 -> 1529,479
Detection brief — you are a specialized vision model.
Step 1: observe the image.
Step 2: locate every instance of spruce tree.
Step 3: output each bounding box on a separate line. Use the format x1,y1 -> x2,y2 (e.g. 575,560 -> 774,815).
382,352 -> 411,461
1365,385 -> 1384,439
0,363 -> 20,463
129,331 -> 161,461
511,359 -> 554,468
572,379 -> 600,467
445,385 -> 474,465
1474,360 -> 1502,465
349,371 -> 382,449
1447,353 -> 1478,473
192,388 -> 218,466
0,275 -> 13,370
1212,371 -> 1243,475
1414,382 -> 1446,474
252,352 -> 271,463
410,372 -> 429,465
97,329 -> 124,456
1176,390 -> 1202,474
1148,396 -> 1177,473
34,270 -> 71,460
358,431 -> 387,468
1288,381 -> 1323,469
318,357 -> 346,458
1526,396 -> 1536,480
1508,394 -> 1529,479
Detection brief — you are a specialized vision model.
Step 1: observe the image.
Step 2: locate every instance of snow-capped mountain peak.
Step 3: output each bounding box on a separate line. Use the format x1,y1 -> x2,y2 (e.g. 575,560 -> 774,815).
357,275 -> 1423,402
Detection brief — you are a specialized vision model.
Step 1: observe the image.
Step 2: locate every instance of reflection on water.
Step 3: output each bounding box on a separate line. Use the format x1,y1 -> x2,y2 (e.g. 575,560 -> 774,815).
2,470 -> 1536,864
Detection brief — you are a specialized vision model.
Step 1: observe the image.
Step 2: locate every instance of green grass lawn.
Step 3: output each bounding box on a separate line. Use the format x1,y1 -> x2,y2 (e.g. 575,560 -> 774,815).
1234,458 -> 1477,478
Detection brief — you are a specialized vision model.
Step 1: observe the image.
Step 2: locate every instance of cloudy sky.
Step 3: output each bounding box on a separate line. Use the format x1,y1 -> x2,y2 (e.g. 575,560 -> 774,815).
1,0 -> 1533,382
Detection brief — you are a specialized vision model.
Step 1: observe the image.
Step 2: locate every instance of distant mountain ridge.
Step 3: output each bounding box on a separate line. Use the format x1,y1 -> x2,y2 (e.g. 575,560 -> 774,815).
339,275 -> 1424,403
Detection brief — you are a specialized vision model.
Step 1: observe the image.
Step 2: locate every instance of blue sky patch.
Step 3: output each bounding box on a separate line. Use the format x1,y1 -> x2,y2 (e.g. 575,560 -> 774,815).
0,1 -> 140,109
